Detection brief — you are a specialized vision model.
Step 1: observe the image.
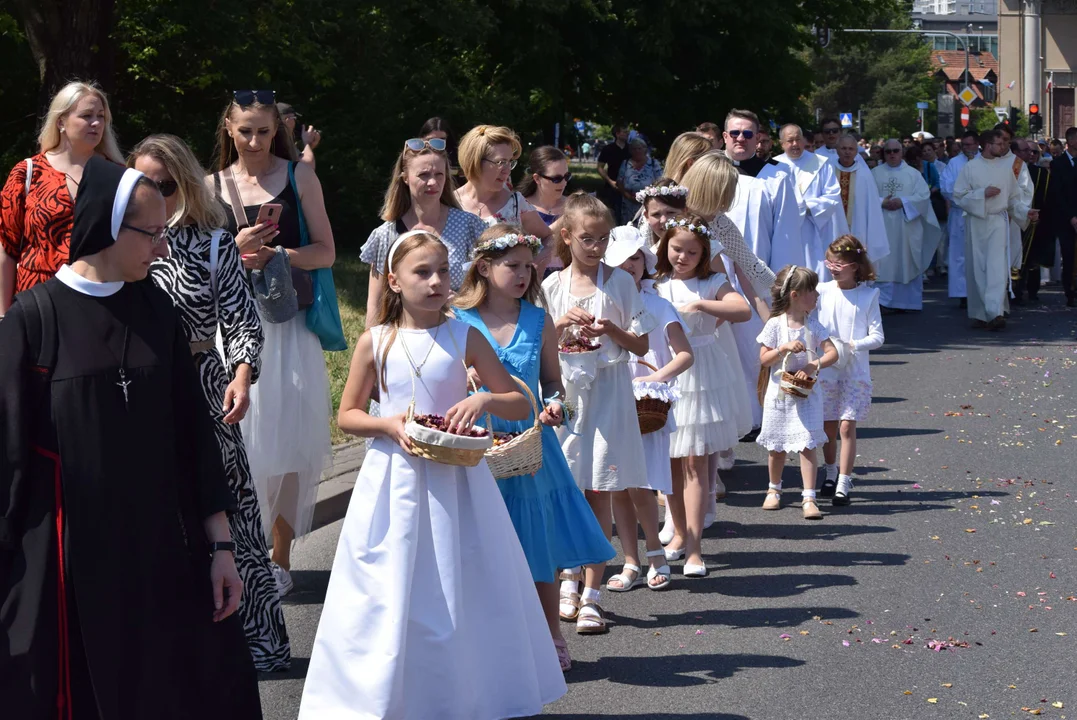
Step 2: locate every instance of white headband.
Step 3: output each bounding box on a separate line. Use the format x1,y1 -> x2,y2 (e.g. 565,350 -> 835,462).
387,229 -> 445,274
112,168 -> 145,240
780,265 -> 799,296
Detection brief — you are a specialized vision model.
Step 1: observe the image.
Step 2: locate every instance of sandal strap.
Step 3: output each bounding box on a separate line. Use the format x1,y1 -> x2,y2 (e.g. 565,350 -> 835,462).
802,498 -> 819,508
620,563 -> 642,573
766,488 -> 782,495
578,602 -> 605,620
645,549 -> 666,558
647,563 -> 671,577
558,569 -> 583,582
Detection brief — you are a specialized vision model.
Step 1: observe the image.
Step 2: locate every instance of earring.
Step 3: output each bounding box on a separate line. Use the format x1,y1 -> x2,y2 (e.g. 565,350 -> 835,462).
60,127 -> 66,133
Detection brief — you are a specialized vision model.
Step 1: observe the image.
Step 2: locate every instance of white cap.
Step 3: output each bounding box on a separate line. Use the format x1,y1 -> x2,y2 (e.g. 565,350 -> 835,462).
604,225 -> 656,274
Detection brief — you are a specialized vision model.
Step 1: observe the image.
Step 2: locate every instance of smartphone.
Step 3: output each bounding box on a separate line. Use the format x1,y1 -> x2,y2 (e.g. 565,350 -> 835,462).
255,203 -> 282,227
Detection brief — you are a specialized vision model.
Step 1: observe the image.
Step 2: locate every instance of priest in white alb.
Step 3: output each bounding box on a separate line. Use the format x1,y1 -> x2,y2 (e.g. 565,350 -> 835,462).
775,124 -> 849,276
872,138 -> 942,310
829,133 -> 890,262
950,129 -> 1037,330
939,131 -> 980,304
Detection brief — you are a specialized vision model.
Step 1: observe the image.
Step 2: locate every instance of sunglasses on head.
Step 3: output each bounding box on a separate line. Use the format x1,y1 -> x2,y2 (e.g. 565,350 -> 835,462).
727,129 -> 755,139
154,179 -> 178,198
539,172 -> 572,184
232,90 -> 276,106
404,138 -> 447,152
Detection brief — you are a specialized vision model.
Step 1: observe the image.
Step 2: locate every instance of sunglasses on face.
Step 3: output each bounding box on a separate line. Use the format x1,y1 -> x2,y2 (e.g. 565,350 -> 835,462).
232,90 -> 276,106
727,129 -> 755,139
155,179 -> 178,198
885,148 -> 903,154
539,172 -> 572,184
120,223 -> 168,246
823,128 -> 841,134
404,137 -> 447,152
483,158 -> 517,171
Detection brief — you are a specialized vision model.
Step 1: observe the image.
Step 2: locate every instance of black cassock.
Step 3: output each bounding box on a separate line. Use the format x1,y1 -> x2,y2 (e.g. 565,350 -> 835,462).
0,278 -> 262,720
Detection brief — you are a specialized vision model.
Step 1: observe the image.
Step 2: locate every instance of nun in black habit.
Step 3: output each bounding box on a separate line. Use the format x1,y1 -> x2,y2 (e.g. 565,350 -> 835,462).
0,156 -> 263,719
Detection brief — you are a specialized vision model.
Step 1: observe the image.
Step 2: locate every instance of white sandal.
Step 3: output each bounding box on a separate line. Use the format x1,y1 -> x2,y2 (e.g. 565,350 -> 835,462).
606,563 -> 643,592
645,549 -> 671,590
558,569 -> 582,622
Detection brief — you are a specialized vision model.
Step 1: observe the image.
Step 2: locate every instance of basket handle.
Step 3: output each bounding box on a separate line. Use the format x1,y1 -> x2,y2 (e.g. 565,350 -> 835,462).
779,347 -> 819,377
508,375 -> 543,430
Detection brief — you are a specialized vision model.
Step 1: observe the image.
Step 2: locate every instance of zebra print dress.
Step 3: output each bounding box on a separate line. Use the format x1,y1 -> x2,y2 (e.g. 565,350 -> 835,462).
150,225 -> 292,672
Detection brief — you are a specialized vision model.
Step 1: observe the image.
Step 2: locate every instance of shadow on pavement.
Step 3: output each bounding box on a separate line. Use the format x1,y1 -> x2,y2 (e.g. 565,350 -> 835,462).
711,550 -> 910,570
258,656 -> 308,682
565,651 -> 805,686
612,605 -> 858,632
718,521 -> 896,541
282,570 -> 330,605
682,572 -> 857,598
536,714 -> 750,720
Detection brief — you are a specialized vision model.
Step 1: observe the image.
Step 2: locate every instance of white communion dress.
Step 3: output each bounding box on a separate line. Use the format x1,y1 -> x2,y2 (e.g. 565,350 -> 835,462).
298,319 -> 566,720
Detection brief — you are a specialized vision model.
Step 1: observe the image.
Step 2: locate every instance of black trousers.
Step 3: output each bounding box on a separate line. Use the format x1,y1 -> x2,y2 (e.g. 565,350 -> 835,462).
1060,232 -> 1076,299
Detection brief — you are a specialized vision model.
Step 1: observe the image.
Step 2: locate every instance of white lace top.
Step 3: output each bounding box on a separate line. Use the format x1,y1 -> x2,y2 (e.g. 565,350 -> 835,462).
709,215 -> 775,299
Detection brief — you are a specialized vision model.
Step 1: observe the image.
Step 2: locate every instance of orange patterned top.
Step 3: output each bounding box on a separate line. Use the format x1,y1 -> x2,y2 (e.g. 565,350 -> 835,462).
0,154 -> 75,293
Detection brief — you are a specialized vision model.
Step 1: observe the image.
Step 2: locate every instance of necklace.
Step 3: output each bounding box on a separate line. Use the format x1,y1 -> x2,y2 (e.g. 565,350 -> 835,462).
115,326 -> 132,409
484,302 -> 519,329
399,322 -> 442,378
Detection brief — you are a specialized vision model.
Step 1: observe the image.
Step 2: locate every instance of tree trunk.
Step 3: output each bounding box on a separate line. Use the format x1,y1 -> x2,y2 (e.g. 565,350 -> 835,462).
10,0 -> 117,115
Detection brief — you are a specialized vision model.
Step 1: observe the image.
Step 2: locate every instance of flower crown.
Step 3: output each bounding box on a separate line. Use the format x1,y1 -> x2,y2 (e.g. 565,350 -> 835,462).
664,217 -> 711,237
832,245 -> 863,255
471,233 -> 543,258
635,184 -> 688,204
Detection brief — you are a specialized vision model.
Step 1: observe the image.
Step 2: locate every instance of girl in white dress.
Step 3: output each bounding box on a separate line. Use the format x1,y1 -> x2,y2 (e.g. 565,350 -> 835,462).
299,231 -> 565,719
541,194 -> 652,635
757,265 -> 840,521
654,215 -> 751,577
604,226 -> 694,593
817,236 -> 885,506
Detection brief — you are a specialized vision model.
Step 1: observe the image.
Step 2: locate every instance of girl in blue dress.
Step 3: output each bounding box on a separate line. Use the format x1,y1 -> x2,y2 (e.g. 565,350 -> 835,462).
454,223 -> 615,672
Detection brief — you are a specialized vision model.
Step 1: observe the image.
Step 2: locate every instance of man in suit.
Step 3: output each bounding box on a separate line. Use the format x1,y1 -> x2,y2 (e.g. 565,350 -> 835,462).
1049,126 -> 1077,307
1013,137 -> 1054,304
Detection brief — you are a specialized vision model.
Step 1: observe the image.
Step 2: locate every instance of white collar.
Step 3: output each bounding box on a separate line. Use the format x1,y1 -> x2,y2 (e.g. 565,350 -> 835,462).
56,264 -> 124,297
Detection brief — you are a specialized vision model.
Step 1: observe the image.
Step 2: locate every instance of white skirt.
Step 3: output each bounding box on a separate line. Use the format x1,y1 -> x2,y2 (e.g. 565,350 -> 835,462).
639,413 -> 675,494
668,339 -> 744,458
240,311 -> 333,540
298,440 -> 566,720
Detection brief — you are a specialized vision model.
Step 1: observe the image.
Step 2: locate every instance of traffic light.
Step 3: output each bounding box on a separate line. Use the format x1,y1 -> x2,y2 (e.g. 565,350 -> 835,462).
915,116 -> 922,128
1029,103 -> 1043,133
1009,106 -> 1021,127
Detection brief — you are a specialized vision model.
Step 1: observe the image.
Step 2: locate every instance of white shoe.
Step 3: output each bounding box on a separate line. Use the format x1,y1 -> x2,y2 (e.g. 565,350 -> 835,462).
664,546 -> 685,562
717,450 -> 734,471
271,562 -> 294,597
833,475 -> 853,506
659,512 -> 676,545
683,563 -> 708,578
714,476 -> 726,500
703,512 -> 715,529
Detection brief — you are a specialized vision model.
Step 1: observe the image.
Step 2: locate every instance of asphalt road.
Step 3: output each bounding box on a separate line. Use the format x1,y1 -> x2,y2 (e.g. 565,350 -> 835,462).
258,280 -> 1077,720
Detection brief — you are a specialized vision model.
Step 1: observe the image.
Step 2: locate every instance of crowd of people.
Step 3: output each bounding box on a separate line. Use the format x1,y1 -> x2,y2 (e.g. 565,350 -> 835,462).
1,79 -> 1075,720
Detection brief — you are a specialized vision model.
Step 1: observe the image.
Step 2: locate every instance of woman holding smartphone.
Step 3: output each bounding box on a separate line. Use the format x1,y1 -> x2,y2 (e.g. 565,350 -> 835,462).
209,90 -> 335,597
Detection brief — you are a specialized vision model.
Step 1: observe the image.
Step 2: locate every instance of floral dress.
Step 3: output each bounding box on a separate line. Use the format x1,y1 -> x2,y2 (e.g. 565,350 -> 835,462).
618,157 -> 663,222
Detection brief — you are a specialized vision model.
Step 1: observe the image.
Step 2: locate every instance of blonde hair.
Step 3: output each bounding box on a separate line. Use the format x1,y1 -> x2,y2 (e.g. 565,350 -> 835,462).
555,192 -> 613,267
213,99 -> 297,172
665,132 -> 713,182
455,223 -> 543,310
38,81 -> 123,163
127,134 -> 227,231
682,151 -> 738,218
374,232 -> 450,390
770,265 -> 819,317
379,146 -> 460,222
458,125 -> 522,182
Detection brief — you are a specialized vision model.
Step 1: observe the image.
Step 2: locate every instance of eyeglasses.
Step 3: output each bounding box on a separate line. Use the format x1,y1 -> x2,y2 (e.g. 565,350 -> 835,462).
884,148 -> 903,154
232,90 -> 276,106
823,127 -> 841,134
120,223 -> 168,246
726,129 -> 755,140
571,234 -> 610,249
539,172 -> 573,184
405,138 -> 447,152
155,179 -> 178,198
483,158 -> 518,171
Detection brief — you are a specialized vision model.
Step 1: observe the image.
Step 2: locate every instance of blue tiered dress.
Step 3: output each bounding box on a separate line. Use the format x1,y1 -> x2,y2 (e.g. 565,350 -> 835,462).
456,302 -> 615,583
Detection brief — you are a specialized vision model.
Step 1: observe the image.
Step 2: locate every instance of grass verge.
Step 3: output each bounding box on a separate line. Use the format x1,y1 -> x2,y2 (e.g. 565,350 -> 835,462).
324,254 -> 368,445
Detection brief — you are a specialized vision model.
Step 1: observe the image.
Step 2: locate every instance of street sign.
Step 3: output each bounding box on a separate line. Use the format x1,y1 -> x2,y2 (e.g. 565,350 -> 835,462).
958,86 -> 977,106
839,112 -> 853,128
916,101 -> 930,110
960,106 -> 970,127
575,120 -> 586,133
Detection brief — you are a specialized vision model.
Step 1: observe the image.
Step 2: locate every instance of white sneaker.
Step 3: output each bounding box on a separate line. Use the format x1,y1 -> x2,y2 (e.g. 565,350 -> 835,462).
271,562 -> 294,597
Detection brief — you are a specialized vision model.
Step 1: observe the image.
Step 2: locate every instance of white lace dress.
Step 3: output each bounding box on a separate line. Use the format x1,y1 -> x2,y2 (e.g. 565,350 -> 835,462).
755,314 -> 830,453
542,265 -> 654,492
656,273 -> 748,457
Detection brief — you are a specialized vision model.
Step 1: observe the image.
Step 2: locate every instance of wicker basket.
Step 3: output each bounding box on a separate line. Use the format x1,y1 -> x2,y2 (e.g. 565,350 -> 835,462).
404,359 -> 492,467
778,350 -> 818,399
633,360 -> 672,434
484,376 -> 544,480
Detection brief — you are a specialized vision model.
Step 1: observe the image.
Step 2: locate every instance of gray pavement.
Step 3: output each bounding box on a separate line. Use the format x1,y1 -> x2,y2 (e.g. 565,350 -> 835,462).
259,281 -> 1077,720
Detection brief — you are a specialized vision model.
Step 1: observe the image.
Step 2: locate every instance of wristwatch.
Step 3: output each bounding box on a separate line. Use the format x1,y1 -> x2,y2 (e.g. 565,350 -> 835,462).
208,541 -> 236,555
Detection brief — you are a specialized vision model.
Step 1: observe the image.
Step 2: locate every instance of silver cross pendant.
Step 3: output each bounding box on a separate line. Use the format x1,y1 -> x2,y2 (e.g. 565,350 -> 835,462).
116,368 -> 132,408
